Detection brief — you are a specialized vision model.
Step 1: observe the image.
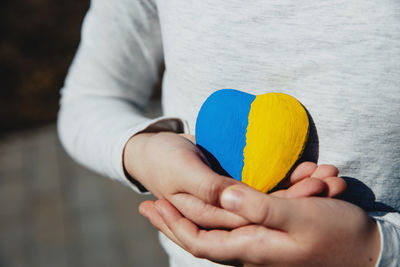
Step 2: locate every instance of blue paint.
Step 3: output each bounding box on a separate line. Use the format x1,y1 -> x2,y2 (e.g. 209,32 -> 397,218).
195,89 -> 256,181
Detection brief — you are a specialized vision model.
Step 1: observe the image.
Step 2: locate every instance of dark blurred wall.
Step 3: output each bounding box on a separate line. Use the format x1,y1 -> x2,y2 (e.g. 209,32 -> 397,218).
0,0 -> 90,134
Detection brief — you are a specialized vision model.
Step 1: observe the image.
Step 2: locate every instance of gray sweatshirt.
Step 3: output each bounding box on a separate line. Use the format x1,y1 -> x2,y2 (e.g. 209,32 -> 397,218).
57,0 -> 400,266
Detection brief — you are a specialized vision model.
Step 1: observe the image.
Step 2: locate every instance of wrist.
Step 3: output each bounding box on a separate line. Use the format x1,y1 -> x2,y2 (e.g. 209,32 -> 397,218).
363,218 -> 381,267
123,132 -> 157,186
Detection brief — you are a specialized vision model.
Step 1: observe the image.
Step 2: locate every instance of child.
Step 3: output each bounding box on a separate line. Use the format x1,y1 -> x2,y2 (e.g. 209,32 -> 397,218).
58,0 -> 399,266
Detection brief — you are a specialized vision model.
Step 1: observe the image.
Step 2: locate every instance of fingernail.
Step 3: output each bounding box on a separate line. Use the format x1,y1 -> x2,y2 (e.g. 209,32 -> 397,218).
139,207 -> 148,218
221,188 -> 243,211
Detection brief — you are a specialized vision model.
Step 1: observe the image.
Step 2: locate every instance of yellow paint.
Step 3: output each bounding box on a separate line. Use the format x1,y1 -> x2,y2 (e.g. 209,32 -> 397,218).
242,93 -> 309,193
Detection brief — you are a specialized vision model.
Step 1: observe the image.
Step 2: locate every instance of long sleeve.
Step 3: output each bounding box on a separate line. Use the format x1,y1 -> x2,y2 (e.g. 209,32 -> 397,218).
57,0 -> 183,192
371,213 -> 400,267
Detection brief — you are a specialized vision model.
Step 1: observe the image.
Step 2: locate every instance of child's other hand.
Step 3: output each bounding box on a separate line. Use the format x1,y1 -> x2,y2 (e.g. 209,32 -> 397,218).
150,185 -> 381,267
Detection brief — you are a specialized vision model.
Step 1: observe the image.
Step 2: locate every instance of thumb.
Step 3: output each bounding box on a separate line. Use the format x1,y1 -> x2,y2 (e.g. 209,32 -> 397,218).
220,185 -> 294,231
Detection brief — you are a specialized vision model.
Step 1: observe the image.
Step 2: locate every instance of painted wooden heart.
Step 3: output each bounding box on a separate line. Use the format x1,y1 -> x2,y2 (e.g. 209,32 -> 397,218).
195,89 -> 318,193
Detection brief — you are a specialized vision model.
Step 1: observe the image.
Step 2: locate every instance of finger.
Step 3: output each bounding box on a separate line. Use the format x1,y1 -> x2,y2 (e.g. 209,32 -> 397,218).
156,199 -> 294,265
273,176 -> 347,198
271,177 -> 327,198
311,164 -> 339,179
170,193 -> 249,229
278,161 -> 318,189
172,149 -> 241,205
155,199 -> 235,260
220,185 -> 294,231
288,161 -> 318,184
321,176 -> 347,197
139,200 -> 183,247
155,199 -> 291,265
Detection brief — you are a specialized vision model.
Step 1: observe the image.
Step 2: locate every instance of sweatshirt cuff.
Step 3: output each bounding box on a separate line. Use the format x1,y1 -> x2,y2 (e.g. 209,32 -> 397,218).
113,117 -> 186,193
374,218 -> 400,267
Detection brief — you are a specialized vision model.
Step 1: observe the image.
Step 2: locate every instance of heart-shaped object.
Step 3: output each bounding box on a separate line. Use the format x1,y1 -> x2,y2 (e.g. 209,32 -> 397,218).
196,89 -> 317,193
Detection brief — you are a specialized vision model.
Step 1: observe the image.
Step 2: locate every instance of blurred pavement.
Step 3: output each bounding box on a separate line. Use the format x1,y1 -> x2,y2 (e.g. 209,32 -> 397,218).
0,125 -> 168,267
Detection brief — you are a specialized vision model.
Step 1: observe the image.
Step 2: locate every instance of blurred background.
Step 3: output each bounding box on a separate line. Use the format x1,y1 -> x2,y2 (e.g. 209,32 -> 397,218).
0,1 -> 167,266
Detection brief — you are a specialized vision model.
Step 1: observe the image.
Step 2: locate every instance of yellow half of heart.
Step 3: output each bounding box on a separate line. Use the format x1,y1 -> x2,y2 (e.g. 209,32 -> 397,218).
242,93 -> 309,193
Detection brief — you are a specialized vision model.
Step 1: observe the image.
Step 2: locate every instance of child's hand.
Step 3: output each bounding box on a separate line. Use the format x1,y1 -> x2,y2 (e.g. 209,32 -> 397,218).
124,131 -> 246,228
147,185 -> 381,267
